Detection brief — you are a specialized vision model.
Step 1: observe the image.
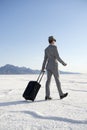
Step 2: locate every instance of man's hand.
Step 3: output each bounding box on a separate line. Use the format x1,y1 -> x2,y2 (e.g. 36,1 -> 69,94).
41,69 -> 46,73
62,62 -> 67,66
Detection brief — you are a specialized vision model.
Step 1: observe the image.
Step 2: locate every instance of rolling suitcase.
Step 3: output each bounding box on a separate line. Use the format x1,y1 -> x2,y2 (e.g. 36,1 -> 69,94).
23,71 -> 44,101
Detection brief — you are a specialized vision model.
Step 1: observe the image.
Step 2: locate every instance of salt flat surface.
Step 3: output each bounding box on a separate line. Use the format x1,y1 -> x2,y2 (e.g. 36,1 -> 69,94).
0,74 -> 87,130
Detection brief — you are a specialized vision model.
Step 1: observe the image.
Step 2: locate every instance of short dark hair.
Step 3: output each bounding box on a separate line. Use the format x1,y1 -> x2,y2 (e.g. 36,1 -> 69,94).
48,39 -> 53,43
48,36 -> 56,44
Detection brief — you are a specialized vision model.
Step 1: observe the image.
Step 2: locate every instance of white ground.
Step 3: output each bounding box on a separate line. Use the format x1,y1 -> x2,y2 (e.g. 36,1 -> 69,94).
0,74 -> 87,130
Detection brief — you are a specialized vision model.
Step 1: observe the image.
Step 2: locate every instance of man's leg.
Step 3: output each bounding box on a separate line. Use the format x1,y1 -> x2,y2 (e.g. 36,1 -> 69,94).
53,70 -> 63,96
45,70 -> 52,97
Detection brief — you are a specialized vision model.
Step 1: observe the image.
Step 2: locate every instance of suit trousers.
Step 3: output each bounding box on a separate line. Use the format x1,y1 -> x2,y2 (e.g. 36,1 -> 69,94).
46,69 -> 63,97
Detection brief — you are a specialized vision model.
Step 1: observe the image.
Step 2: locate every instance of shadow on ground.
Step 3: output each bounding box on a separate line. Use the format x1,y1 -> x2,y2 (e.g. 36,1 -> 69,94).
11,110 -> 87,124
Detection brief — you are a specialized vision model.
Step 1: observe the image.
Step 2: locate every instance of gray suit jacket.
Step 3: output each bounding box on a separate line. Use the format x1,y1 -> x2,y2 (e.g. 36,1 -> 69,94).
42,45 -> 65,71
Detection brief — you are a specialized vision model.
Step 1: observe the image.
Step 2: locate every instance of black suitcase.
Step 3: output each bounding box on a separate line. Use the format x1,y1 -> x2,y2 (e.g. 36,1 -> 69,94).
23,71 -> 44,101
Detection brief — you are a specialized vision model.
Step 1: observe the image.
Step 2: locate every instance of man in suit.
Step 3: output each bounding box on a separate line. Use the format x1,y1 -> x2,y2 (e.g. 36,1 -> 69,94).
42,36 -> 68,100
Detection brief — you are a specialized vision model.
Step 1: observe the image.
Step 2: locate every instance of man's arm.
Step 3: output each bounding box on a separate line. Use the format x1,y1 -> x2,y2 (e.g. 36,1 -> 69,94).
55,46 -> 67,66
41,50 -> 48,71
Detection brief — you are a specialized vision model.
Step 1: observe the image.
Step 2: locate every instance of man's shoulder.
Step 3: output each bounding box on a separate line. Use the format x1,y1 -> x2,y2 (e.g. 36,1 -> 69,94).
45,45 -> 56,51
45,46 -> 49,52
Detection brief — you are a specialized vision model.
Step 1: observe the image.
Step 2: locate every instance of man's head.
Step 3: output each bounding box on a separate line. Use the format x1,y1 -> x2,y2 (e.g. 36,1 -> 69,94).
48,36 -> 56,44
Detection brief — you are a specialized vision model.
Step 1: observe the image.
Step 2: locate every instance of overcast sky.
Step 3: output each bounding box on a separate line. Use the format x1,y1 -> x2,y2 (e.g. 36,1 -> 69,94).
0,0 -> 87,73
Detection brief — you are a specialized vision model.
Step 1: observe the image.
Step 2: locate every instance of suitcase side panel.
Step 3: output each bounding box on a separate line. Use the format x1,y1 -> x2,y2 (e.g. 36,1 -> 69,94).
23,81 -> 41,101
29,82 -> 41,101
23,81 -> 36,99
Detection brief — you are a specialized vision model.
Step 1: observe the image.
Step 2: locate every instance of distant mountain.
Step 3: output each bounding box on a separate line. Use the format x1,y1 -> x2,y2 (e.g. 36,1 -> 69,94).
0,64 -> 40,74
0,64 -> 80,74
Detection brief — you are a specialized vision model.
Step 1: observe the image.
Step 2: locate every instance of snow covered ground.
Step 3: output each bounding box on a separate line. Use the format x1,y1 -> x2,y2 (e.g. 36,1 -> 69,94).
0,74 -> 87,130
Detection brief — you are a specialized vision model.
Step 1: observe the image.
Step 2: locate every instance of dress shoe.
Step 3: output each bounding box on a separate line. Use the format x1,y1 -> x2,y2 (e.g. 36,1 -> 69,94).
45,96 -> 52,100
60,93 -> 68,99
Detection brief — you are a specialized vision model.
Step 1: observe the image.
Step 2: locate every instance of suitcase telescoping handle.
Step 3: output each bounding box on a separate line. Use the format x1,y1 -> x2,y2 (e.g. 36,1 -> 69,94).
37,71 -> 45,83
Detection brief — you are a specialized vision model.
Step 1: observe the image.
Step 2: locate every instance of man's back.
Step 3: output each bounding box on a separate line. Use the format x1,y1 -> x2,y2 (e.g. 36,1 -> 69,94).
45,45 -> 57,60
45,45 -> 58,71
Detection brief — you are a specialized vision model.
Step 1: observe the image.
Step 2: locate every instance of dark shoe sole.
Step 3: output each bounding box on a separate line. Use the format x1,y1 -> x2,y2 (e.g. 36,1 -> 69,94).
60,93 -> 68,99
45,97 -> 52,100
